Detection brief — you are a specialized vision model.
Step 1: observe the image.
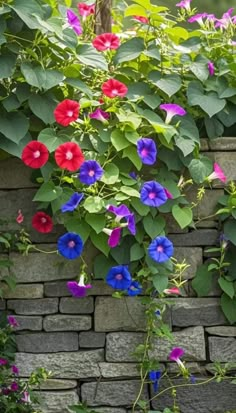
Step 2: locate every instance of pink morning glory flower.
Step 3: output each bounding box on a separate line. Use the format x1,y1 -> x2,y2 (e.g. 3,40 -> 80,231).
164,287 -> 181,295
103,227 -> 122,248
207,163 -> 227,183
176,0 -> 192,11
89,108 -> 110,123
188,13 -> 208,25
159,104 -> 186,124
10,382 -> 19,392
0,358 -> 8,365
67,9 -> 83,35
164,188 -> 173,199
16,209 -> 24,224
208,61 -> 215,76
78,3 -> 95,20
21,392 -> 31,403
169,347 -> 185,369
215,8 -> 234,29
67,274 -> 92,298
7,316 -> 19,327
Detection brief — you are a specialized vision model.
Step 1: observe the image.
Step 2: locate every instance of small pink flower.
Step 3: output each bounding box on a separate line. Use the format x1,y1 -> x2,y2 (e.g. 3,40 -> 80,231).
208,61 -> 215,76
7,316 -> 19,327
176,0 -> 192,11
207,163 -> 227,183
188,13 -> 208,25
21,391 -> 31,403
11,365 -> 19,375
10,382 -> 19,392
169,347 -> 185,370
0,358 -> 8,365
16,210 -> 24,224
103,227 -> 122,248
133,15 -> 149,24
78,3 -> 95,19
164,287 -> 181,295
89,108 -> 110,123
159,104 -> 186,124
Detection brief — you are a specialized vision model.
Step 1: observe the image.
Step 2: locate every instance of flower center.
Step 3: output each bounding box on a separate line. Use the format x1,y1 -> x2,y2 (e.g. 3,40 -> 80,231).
66,150 -> 73,160
41,217 -> 47,224
115,273 -> 123,280
148,192 -> 156,199
33,150 -> 41,158
67,110 -> 74,117
105,41 -> 111,47
112,89 -> 118,96
157,245 -> 164,252
88,170 -> 95,177
68,240 -> 75,248
141,148 -> 148,156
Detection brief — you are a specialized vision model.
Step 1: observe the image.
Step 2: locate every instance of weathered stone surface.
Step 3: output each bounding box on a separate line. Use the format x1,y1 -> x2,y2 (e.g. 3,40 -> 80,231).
39,379 -> 77,390
81,380 -> 148,407
16,350 -> 104,378
173,248 -> 202,279
196,220 -> 218,229
171,298 -> 226,326
16,332 -> 78,352
194,190 -> 224,218
209,337 -> 236,362
206,326 -> 236,336
35,390 -> 79,413
167,362 -> 205,374
206,363 -> 236,374
205,151 -> 236,186
43,315 -> 92,331
2,283 -> 43,299
13,316 -> 43,331
99,363 -> 139,378
106,327 -> 206,362
95,297 -> 170,332
0,299 -> 6,309
200,138 -> 209,151
165,214 -> 188,233
59,297 -> 94,314
169,230 -> 218,246
0,158 -> 36,189
79,332 -> 106,348
151,378 -> 236,413
209,137 -> 236,151
92,409 -> 126,413
7,299 -> 58,315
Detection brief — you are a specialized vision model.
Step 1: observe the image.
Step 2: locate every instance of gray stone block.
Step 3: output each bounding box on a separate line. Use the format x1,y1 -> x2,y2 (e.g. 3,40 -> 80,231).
209,337 -> 236,362
209,137 -> 236,151
81,380 -> 149,407
7,299 -> 58,315
35,390 -> 79,413
92,409 -> 126,413
174,248 -> 202,279
169,230 -> 218,246
43,315 -> 92,331
13,316 -> 43,331
0,158 -> 36,189
206,326 -> 236,336
151,378 -> 236,413
165,214 -> 188,233
44,280 -> 114,297
2,283 -> 43,299
16,350 -> 104,378
167,362 -> 204,374
79,332 -> 106,348
99,363 -> 139,378
193,189 -> 224,218
106,327 -> 206,362
200,138 -> 209,151
171,298 -> 227,326
0,299 -> 6,309
59,297 -> 94,314
15,332 -> 79,352
39,379 -> 77,390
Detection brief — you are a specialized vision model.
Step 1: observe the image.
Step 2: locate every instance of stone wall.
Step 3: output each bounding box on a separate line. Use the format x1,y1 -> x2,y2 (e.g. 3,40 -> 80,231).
1,138 -> 236,413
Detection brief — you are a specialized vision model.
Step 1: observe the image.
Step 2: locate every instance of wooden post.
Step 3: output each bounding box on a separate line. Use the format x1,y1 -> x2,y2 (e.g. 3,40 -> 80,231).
95,0 -> 112,34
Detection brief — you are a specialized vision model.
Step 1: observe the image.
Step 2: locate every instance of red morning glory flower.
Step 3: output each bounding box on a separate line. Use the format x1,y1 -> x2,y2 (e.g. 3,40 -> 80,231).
78,2 -> 95,19
21,141 -> 49,169
32,212 -> 53,233
92,33 -> 120,51
133,15 -> 149,24
159,103 -> 186,124
102,79 -> 128,98
54,99 -> 80,126
67,9 -> 83,35
55,142 -> 85,171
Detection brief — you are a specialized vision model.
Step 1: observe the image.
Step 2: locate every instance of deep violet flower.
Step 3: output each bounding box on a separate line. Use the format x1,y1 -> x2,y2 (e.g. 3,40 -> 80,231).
16,209 -> 24,224
169,347 -> 185,370
140,181 -> 168,207
137,138 -> 157,165
7,316 -> 19,327
107,204 -> 136,235
148,236 -> 174,263
176,0 -> 192,11
106,265 -> 132,290
159,104 -> 186,124
207,163 -> 226,183
57,232 -> 83,260
67,9 -> 83,35
61,193 -> 84,213
127,281 -> 142,296
54,100 -> 80,126
32,212 -> 53,233
208,61 -> 215,76
102,79 -> 128,98
149,370 -> 162,393
67,274 -> 92,297
89,108 -> 110,123
133,15 -> 149,24
11,365 -> 19,375
21,141 -> 49,169
78,160 -> 104,185
10,382 -> 19,392
55,142 -> 84,172
0,358 -> 8,365
92,33 -> 120,51
103,227 -> 122,248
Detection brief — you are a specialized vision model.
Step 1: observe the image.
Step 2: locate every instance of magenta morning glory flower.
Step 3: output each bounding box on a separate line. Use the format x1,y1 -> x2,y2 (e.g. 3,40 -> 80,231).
103,227 -> 122,248
164,188 -> 173,199
148,236 -> 174,264
11,365 -> 19,375
89,108 -> 110,123
61,192 -> 84,213
207,163 -> 226,183
7,315 -> 19,327
140,181 -> 168,207
0,358 -> 8,365
67,9 -> 83,35
106,265 -> 132,290
107,204 -> 136,235
10,382 -> 19,392
176,0 -> 192,11
169,347 -> 185,370
215,8 -> 234,29
67,274 -> 92,298
208,62 -> 215,77
137,138 -> 157,165
78,160 -> 104,185
164,287 -> 181,295
188,13 -> 208,25
160,104 -> 186,124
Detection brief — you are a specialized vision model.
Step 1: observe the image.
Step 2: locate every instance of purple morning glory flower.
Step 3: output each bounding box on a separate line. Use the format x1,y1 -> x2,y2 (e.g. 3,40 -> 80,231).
208,62 -> 215,76
58,232 -> 83,260
107,204 -> 136,235
89,108 -> 110,123
127,281 -> 142,296
215,8 -> 234,29
7,315 -> 19,327
129,172 -> 138,180
61,192 -> 84,213
169,347 -> 185,369
0,358 -> 8,365
176,0 -> 192,11
67,274 -> 92,298
159,104 -> 186,124
106,265 -> 132,290
190,374 -> 196,384
148,236 -> 174,263
103,227 -> 122,248
149,370 -> 162,393
67,9 -> 83,35
10,382 -> 19,392
137,138 -> 157,165
11,365 -> 19,375
140,181 -> 167,207
78,160 -> 104,185
188,13 -> 208,25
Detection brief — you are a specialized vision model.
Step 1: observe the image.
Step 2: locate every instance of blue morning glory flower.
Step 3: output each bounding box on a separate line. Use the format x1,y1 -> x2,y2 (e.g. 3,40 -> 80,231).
137,138 -> 157,165
149,370 -> 162,393
57,232 -> 83,260
107,204 -> 136,235
140,181 -> 167,207
148,236 -> 174,263
61,192 -> 84,212
78,160 -> 104,185
106,265 -> 132,290
127,281 -> 142,296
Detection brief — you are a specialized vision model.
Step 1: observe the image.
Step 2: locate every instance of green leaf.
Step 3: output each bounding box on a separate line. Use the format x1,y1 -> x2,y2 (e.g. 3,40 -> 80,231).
188,157 -> 213,184
93,254 -> 115,279
90,231 -> 110,257
21,63 -> 64,90
38,128 -> 65,152
192,264 -> 213,296
123,146 -> 142,170
10,0 -> 45,29
149,71 -> 182,97
224,220 -> 236,246
101,164 -> 120,185
143,215 -> 166,238
65,219 -> 90,242
77,45 -> 108,71
0,54 -> 16,79
83,196 -> 105,213
114,37 -> 145,64
111,130 -> 130,151
33,182 -> 62,202
218,277 -> 235,299
132,198 -> 150,216
120,186 -> 140,198
221,293 -> 236,324
28,94 -> 56,124
0,112 -> 29,144
124,4 -> 147,17
85,214 -> 105,234
189,62 -> 209,82
187,81 -> 226,118
175,136 -> 196,156
0,132 -> 31,158
2,95 -> 21,112
153,273 -> 168,293
130,243 -> 145,261
65,78 -> 92,98
172,205 -> 193,229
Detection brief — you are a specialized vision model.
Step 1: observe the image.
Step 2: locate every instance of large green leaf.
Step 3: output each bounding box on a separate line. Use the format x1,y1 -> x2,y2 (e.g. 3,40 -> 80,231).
85,214 -> 106,234
175,136 -> 195,156
224,220 -> 236,246
192,264 -> 213,296
10,0 -> 45,29
65,78 -> 92,98
0,112 -> 29,143
65,219 -> 90,242
149,71 -> 182,97
123,146 -> 142,170
90,232 -> 110,257
130,243 -> 145,261
188,157 -> 213,184
21,63 -> 64,90
93,254 -> 115,279
33,182 -> 62,202
111,130 -> 130,151
83,196 -> 105,213
77,45 -> 108,71
218,277 -> 235,299
101,163 -> 120,185
38,128 -> 65,152
172,205 -> 193,229
113,37 -> 145,64
221,293 -> 236,324
0,132 -> 31,158
143,215 -> 166,238
187,81 -> 226,118
28,94 -> 56,124
153,273 -> 169,293
0,54 -> 16,79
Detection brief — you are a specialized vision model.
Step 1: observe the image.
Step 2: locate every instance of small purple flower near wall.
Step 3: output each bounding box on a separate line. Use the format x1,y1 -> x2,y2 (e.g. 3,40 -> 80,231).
106,265 -> 132,290
67,274 -> 92,297
137,138 -> 157,165
127,281 -> 142,296
148,236 -> 174,263
140,181 -> 168,207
